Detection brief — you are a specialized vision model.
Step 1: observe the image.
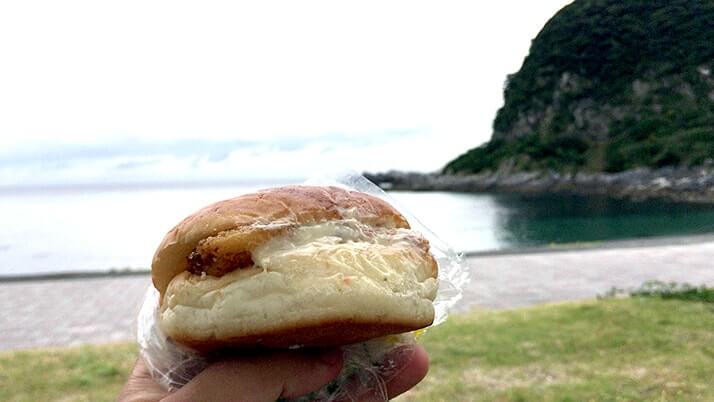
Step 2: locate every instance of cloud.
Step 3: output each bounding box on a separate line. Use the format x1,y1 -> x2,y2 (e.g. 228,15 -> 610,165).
1,127 -> 424,168
0,128 -> 444,186
0,0 -> 576,190
0,138 -> 258,167
112,158 -> 162,170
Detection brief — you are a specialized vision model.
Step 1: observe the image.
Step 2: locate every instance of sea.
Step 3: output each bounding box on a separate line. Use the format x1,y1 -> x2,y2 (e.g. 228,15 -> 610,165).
3,182 -> 714,277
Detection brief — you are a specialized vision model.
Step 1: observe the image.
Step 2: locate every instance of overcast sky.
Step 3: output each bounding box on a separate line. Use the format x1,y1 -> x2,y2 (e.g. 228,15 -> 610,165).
0,0 -> 572,186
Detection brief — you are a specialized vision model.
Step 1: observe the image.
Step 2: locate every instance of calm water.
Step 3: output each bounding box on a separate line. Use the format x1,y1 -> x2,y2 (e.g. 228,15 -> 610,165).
2,184 -> 714,276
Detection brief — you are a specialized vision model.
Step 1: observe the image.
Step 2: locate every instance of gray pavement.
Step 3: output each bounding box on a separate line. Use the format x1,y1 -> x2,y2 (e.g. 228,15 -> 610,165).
1,241 -> 713,350
0,275 -> 150,351
460,240 -> 714,310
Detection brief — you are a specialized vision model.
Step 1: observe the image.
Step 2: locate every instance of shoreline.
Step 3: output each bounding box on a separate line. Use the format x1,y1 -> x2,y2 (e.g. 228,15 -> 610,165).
3,232 -> 714,283
462,232 -> 714,257
365,167 -> 714,204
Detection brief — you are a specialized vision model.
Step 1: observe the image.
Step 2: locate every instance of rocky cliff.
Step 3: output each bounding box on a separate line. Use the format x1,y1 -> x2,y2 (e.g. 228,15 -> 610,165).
446,0 -> 714,175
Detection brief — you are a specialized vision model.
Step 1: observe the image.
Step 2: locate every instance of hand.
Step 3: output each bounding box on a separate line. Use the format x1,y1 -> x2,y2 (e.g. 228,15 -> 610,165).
118,345 -> 429,402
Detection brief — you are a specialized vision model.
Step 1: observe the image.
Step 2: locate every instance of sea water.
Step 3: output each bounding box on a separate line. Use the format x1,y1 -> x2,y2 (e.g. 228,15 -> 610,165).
2,184 -> 714,276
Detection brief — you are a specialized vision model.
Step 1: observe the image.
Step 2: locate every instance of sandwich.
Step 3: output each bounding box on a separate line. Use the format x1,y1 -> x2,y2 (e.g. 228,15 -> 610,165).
151,185 -> 438,351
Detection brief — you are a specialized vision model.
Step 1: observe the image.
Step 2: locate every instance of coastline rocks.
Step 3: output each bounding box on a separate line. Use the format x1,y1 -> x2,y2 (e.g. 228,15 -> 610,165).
364,167 -> 714,203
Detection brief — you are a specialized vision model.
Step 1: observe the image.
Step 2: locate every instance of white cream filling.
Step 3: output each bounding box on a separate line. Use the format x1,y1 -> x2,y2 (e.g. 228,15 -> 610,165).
251,219 -> 436,295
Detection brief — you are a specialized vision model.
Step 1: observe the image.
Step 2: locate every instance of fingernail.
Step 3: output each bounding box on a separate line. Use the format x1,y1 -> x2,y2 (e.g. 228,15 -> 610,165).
318,349 -> 342,366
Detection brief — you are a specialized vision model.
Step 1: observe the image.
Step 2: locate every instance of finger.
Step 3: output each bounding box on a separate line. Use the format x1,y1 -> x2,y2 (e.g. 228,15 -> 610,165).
163,349 -> 343,402
384,345 -> 429,399
353,345 -> 430,402
118,358 -> 170,402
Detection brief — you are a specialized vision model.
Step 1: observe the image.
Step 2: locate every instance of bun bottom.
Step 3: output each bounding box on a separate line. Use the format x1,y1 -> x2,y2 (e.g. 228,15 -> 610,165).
159,268 -> 437,351
171,320 -> 426,352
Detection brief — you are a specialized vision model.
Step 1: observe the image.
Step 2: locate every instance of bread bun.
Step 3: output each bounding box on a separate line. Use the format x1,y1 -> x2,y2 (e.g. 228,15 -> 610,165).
152,185 -> 438,350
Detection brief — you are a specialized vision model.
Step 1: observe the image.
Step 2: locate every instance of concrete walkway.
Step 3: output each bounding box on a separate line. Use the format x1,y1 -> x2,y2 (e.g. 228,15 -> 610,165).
459,240 -> 714,310
1,241 -> 713,351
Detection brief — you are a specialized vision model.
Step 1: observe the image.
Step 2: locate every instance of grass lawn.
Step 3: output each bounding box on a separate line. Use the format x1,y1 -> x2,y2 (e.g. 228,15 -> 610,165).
0,342 -> 137,402
2,298 -> 713,401
401,297 -> 714,401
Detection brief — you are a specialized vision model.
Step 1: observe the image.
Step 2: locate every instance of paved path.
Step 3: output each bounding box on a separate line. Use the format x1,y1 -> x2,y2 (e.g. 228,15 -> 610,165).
0,275 -> 150,351
459,240 -> 714,310
1,241 -> 713,351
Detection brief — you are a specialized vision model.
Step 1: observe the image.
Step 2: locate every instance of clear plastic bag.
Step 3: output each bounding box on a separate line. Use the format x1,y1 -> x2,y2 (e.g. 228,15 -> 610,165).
137,172 -> 470,401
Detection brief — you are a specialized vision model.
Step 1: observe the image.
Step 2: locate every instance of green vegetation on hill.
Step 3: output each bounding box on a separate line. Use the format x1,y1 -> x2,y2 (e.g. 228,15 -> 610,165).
446,0 -> 714,174
605,110 -> 714,172
445,135 -> 590,173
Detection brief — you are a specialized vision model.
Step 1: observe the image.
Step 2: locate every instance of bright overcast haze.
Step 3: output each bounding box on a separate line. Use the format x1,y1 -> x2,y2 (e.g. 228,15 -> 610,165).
0,0 -> 571,186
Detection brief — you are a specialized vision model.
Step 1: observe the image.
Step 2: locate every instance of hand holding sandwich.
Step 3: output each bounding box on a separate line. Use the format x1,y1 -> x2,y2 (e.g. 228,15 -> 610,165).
126,185 -> 440,400
119,345 -> 429,402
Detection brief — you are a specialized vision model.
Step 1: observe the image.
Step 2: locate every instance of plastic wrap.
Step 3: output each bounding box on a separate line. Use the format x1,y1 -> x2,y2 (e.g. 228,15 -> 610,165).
137,172 -> 470,401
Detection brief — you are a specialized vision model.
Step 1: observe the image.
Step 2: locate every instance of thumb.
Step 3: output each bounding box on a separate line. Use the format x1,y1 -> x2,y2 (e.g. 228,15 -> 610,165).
162,349 -> 343,402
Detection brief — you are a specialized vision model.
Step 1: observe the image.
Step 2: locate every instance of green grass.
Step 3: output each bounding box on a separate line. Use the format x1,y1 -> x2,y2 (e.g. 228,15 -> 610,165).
400,298 -> 714,401
0,342 -> 137,402
2,298 -> 713,401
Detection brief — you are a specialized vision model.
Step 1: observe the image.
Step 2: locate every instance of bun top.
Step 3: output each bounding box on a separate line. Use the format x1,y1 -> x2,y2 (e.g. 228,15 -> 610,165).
151,185 -> 411,296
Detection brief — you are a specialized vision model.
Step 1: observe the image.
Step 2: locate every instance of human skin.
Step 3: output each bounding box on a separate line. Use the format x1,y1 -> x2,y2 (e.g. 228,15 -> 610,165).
118,345 -> 429,402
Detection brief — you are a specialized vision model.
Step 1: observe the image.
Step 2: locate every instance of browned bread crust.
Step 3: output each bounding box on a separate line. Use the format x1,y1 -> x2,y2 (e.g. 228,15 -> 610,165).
173,319 -> 428,352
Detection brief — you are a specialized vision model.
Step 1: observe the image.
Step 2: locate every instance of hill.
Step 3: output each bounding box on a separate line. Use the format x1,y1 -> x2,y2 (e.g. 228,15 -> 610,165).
446,0 -> 714,174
